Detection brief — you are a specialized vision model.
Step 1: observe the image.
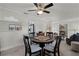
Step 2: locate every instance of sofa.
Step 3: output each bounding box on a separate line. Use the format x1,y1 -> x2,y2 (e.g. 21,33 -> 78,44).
66,33 -> 79,45
66,33 -> 79,52
71,41 -> 79,52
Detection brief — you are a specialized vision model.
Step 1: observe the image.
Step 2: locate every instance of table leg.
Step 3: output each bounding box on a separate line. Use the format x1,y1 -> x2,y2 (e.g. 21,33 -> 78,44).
39,43 -> 45,56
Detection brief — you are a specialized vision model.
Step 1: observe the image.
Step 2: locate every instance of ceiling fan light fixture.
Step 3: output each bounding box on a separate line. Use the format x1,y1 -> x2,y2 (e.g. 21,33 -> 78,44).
28,3 -> 54,15
37,10 -> 43,15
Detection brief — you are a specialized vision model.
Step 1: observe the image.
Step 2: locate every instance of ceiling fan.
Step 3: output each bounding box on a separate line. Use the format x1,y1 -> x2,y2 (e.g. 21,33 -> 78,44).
27,3 -> 54,15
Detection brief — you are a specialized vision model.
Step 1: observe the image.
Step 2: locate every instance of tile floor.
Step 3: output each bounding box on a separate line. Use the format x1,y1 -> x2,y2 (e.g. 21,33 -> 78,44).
0,40 -> 79,56
60,40 -> 79,56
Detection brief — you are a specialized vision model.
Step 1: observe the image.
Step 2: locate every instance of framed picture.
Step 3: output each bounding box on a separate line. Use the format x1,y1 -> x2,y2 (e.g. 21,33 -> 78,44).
15,25 -> 22,31
9,24 -> 15,31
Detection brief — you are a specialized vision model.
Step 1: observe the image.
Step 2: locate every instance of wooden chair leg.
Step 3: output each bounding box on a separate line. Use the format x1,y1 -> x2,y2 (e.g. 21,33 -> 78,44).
58,50 -> 60,56
54,52 -> 56,56
25,49 -> 27,56
43,49 -> 45,56
40,51 -> 41,56
58,48 -> 60,56
29,54 -> 31,56
53,50 -> 56,56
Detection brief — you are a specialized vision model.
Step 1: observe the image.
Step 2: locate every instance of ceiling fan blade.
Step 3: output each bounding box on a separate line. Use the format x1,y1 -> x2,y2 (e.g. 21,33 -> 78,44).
28,10 -> 36,11
34,3 -> 38,7
43,10 -> 50,13
44,3 -> 53,9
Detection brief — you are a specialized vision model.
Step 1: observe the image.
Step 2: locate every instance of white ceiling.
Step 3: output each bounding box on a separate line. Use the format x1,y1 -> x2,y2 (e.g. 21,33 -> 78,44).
0,3 -> 79,23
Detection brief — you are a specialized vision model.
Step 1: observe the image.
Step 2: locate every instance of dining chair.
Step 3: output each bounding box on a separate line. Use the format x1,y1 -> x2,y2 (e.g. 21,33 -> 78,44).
44,36 -> 62,56
23,35 -> 41,56
46,32 -> 53,45
37,31 -> 45,36
37,33 -> 39,36
46,32 -> 53,39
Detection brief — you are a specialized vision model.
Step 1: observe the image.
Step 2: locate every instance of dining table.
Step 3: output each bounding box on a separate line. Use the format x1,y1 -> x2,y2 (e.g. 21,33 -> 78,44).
32,36 -> 54,56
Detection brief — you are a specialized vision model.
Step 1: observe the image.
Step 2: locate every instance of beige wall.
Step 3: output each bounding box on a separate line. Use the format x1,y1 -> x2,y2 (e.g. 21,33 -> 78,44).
0,7 -> 28,51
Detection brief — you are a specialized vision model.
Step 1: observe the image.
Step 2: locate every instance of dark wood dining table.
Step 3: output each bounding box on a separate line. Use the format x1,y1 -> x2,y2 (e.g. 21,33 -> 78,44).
32,36 -> 54,56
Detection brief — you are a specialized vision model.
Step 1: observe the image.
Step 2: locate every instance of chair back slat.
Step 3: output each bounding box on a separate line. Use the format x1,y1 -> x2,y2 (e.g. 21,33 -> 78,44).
23,35 -> 31,54
57,36 -> 62,48
54,36 -> 62,55
23,35 -> 28,56
23,36 -> 28,48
